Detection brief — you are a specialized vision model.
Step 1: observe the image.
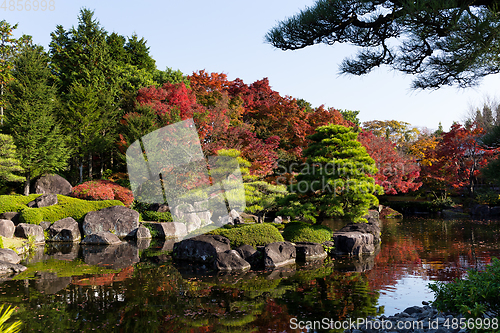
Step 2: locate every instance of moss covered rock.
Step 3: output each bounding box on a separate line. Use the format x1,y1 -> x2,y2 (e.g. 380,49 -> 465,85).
282,222 -> 333,244
0,194 -> 124,225
208,223 -> 284,249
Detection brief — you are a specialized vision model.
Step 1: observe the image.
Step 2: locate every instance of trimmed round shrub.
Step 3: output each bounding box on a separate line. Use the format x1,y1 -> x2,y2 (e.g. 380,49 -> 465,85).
208,223 -> 284,248
72,180 -> 134,207
282,222 -> 333,244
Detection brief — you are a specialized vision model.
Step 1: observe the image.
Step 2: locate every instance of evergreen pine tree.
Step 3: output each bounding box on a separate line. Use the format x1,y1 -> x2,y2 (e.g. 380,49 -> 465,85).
280,124 -> 383,223
5,45 -> 70,195
0,133 -> 24,183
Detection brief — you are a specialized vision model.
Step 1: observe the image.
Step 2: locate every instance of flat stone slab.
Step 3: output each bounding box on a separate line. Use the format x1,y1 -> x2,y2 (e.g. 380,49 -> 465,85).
141,222 -> 187,239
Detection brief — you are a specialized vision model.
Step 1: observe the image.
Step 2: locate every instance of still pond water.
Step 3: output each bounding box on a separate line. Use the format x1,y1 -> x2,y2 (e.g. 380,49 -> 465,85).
1,217 -> 500,332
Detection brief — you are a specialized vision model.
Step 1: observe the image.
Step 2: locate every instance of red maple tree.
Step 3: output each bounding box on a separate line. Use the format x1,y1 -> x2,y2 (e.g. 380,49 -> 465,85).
358,131 -> 421,194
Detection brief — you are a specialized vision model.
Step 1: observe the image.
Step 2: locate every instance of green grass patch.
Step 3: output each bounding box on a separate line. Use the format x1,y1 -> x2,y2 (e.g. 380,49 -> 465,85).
12,258 -> 120,280
0,194 -> 124,225
207,223 -> 284,248
282,222 -> 333,244
0,236 -> 26,250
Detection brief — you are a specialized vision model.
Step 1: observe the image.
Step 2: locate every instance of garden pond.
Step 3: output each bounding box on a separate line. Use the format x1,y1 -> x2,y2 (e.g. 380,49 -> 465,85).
1,217 -> 499,332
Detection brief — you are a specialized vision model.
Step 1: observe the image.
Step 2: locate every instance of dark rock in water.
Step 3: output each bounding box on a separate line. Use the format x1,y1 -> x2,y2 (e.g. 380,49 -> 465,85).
40,243 -> 80,262
0,261 -> 26,275
471,204 -> 490,217
0,249 -> 21,264
173,235 -> 231,264
263,242 -> 296,268
0,219 -> 15,238
27,194 -> 58,208
334,248 -> 378,272
332,231 -> 375,256
47,217 -> 81,242
34,271 -> 71,294
214,250 -> 251,271
83,206 -> 139,238
82,232 -> 121,245
32,174 -> 72,196
140,222 -> 187,239
337,221 -> 381,244
82,242 -> 139,270
295,242 -> 327,261
15,223 -> 45,244
235,245 -> 262,268
0,212 -> 20,225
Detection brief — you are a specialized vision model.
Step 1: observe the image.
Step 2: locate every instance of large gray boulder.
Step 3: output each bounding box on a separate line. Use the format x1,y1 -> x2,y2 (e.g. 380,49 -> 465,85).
332,231 -> 375,256
47,217 -> 81,242
295,242 -> 327,261
173,235 -> 231,264
15,223 -> 45,244
81,232 -> 121,245
214,250 -> 251,271
27,194 -> 58,208
0,220 -> 15,238
32,174 -> 72,196
263,242 -> 296,268
0,248 -> 21,264
141,222 -> 187,239
82,206 -> 139,238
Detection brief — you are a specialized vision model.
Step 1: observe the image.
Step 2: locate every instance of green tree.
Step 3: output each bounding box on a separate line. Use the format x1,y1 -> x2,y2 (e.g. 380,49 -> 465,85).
0,21 -> 31,125
5,45 -> 70,195
0,133 -> 24,183
266,0 -> 500,89
50,8 -> 121,182
279,124 -> 383,223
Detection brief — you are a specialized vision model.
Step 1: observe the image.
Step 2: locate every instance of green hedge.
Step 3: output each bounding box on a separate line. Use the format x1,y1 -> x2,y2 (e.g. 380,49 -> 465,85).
141,211 -> 173,222
0,194 -> 124,225
207,223 -> 283,248
282,222 -> 333,244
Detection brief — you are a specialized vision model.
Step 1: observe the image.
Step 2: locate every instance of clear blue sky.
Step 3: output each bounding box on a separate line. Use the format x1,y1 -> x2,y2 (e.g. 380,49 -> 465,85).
5,0 -> 500,131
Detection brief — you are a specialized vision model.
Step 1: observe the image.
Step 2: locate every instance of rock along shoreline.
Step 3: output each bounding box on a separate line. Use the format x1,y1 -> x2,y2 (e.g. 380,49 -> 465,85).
344,303 -> 472,333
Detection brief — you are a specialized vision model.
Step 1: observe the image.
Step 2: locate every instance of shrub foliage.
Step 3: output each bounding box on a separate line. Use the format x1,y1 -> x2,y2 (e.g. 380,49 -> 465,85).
430,257 -> 500,324
282,222 -> 333,244
208,223 -> 284,248
72,180 -> 134,207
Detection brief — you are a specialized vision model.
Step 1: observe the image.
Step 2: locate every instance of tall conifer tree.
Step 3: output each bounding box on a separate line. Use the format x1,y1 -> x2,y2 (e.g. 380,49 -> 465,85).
5,45 -> 70,195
